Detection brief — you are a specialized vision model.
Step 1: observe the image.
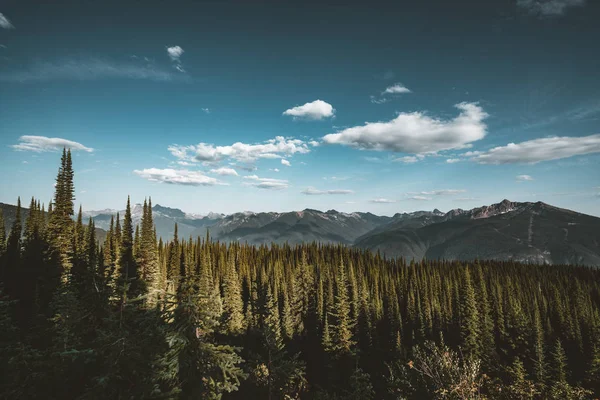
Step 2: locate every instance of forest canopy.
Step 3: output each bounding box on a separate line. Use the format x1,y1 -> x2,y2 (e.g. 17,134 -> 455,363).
1,150 -> 599,399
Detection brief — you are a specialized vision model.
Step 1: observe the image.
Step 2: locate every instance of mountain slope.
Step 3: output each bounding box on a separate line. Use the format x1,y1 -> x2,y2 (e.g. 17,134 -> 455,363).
355,200 -> 600,265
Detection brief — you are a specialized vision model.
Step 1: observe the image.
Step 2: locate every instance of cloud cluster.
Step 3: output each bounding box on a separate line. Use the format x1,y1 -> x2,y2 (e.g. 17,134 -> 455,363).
209,167 -> 239,176
166,46 -> 185,72
283,100 -> 335,120
134,168 -> 223,186
407,196 -> 431,201
301,187 -> 354,195
0,58 -> 187,83
516,175 -> 534,182
12,135 -> 94,153
0,13 -> 14,29
517,0 -> 585,16
370,198 -> 397,203
169,136 -> 310,164
411,189 -> 466,196
323,102 -> 488,154
281,159 -> 291,167
383,83 -> 411,94
469,134 -> 600,164
243,175 -> 289,190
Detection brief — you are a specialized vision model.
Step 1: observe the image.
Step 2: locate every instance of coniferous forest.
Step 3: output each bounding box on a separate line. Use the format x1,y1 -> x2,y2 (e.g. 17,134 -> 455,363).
1,150 -> 600,400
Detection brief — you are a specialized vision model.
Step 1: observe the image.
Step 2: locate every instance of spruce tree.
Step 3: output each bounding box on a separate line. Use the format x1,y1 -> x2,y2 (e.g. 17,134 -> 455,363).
222,255 -> 244,335
328,261 -> 355,356
459,266 -> 480,360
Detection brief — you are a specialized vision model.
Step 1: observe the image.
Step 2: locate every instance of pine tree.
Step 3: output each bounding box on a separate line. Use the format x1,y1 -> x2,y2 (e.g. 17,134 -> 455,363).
118,197 -> 142,300
551,338 -> 568,383
532,303 -> 546,385
459,266 -> 480,360
222,254 -> 244,335
139,198 -> 160,306
328,261 -> 355,356
3,197 -> 22,299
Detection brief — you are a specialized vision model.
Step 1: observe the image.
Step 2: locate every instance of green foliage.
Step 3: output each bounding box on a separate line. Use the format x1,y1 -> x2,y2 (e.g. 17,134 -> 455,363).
1,150 -> 600,399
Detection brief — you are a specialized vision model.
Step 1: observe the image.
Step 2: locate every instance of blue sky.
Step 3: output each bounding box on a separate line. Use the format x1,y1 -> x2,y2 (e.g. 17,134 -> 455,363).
1,0 -> 599,216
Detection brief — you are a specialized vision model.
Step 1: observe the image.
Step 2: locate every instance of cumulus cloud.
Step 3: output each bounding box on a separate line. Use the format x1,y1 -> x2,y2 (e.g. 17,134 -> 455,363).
134,168 -> 224,186
517,0 -> 585,16
446,158 -> 461,164
270,168 -> 280,172
281,159 -> 291,167
469,134 -> 600,164
0,13 -> 14,29
243,175 -> 289,190
323,102 -> 488,154
0,58 -> 188,83
370,198 -> 397,203
283,100 -> 335,120
201,108 -> 211,114
166,46 -> 185,73
301,187 -> 354,195
167,46 -> 184,61
383,83 -> 411,94
12,135 -> 94,153
309,140 -> 320,147
169,136 -> 310,164
516,174 -> 534,182
209,167 -> 239,176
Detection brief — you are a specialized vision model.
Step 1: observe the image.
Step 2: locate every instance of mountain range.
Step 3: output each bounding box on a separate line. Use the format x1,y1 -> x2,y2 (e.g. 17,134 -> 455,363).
2,199 -> 599,266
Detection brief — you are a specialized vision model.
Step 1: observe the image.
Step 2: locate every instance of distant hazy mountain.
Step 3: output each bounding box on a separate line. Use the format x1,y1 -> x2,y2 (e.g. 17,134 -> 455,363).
3,199 -> 599,266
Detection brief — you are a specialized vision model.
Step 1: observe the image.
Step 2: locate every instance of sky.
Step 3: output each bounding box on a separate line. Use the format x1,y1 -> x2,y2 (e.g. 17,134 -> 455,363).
1,0 -> 599,217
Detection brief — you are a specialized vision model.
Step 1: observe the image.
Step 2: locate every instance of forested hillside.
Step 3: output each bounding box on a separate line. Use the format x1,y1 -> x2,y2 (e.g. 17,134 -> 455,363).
1,150 -> 599,399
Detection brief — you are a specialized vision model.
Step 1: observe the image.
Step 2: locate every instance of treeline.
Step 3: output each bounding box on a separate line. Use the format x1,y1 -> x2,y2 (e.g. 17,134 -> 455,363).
1,150 -> 600,399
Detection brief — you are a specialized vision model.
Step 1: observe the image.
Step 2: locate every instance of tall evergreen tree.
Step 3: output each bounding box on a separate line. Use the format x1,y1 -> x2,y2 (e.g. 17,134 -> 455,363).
459,266 -> 480,359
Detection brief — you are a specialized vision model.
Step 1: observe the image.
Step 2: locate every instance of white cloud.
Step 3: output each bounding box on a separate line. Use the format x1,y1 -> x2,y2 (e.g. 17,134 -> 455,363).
269,168 -> 280,172
516,174 -> 534,182
370,198 -> 397,203
22,160 -> 28,164
323,176 -> 350,181
370,96 -> 390,104
209,167 -> 239,176
0,58 -> 188,83
446,158 -> 461,163
301,187 -> 354,195
0,13 -> 14,29
407,196 -> 432,201
410,189 -> 466,196
283,100 -> 335,120
383,83 -> 411,94
395,155 -> 426,163
12,135 -> 94,153
201,108 -> 211,114
281,159 -> 291,167
517,0 -> 585,16
166,46 -> 185,73
134,168 -> 224,186
177,161 -> 195,166
469,134 -> 600,164
309,140 -> 320,147
169,136 -> 310,164
323,102 -> 488,154
243,175 -> 289,190
167,46 -> 184,61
